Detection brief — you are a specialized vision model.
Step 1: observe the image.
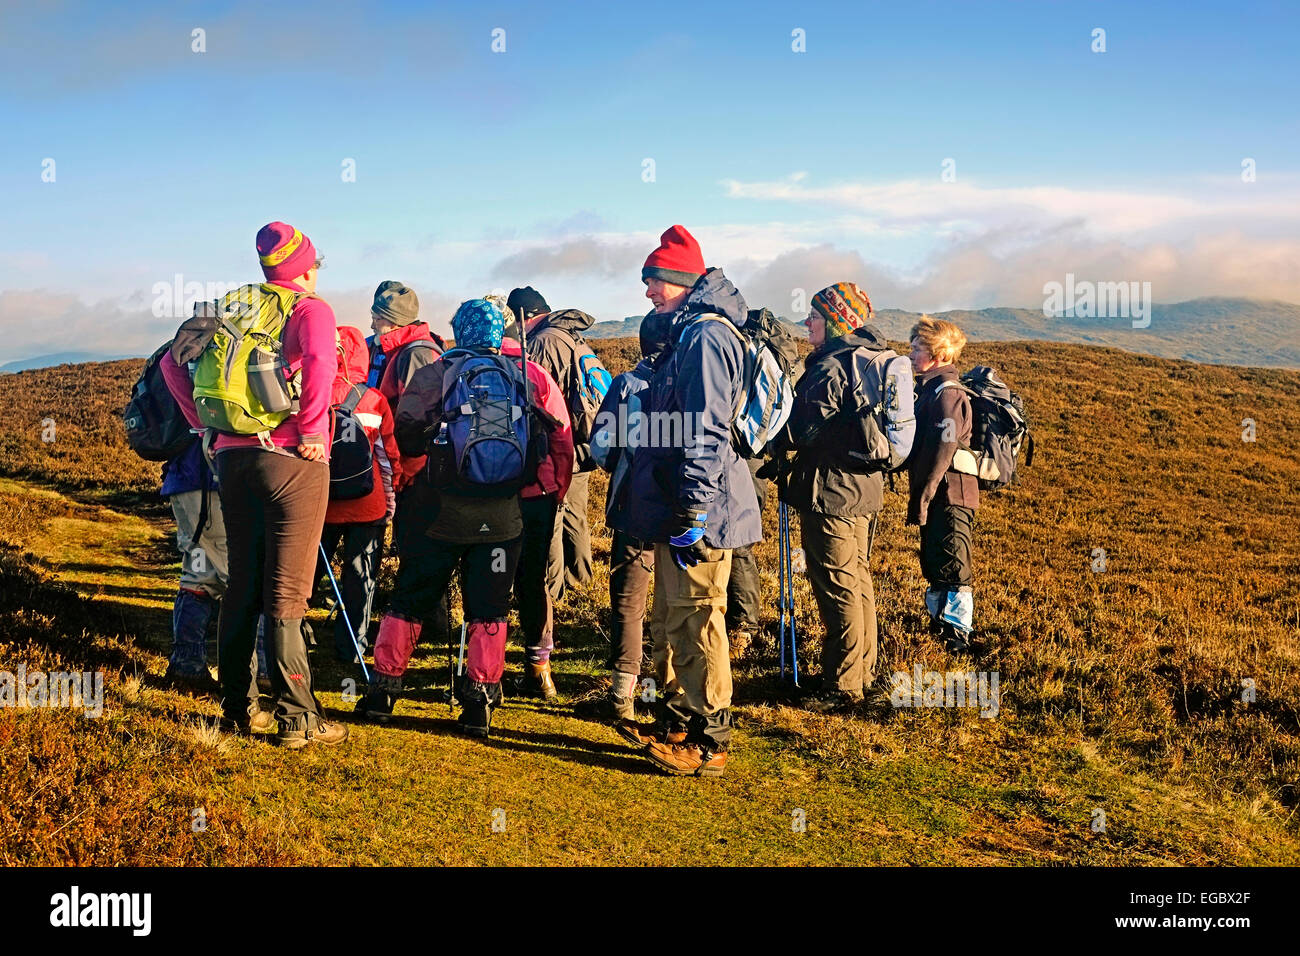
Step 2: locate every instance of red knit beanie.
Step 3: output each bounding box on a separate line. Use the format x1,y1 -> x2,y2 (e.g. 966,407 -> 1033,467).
642,225 -> 705,288
256,221 -> 318,281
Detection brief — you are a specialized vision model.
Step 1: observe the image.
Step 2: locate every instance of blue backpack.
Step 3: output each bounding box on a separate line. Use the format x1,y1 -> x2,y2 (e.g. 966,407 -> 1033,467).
436,349 -> 531,496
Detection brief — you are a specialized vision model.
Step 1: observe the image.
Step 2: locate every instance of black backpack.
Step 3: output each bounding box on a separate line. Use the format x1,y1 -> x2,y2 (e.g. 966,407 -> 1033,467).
124,341 -> 196,462
939,365 -> 1033,491
329,386 -> 376,500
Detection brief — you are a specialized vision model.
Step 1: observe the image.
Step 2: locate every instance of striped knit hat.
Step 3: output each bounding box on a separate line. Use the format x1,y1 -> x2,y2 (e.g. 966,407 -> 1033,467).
811,281 -> 874,340
256,221 -> 318,281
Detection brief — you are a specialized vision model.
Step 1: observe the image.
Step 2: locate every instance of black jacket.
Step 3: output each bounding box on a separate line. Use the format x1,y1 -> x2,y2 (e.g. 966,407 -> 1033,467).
777,325 -> 889,517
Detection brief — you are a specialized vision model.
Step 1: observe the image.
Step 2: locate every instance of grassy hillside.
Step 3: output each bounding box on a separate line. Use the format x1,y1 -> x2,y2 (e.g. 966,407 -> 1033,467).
0,339 -> 1297,864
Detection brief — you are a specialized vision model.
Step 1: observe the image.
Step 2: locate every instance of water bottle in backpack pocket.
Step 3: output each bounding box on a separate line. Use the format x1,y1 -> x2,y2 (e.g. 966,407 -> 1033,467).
436,351 -> 531,497
188,283 -> 305,440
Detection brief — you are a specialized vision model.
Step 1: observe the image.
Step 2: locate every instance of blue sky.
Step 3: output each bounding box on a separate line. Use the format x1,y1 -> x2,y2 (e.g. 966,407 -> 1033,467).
0,0 -> 1297,359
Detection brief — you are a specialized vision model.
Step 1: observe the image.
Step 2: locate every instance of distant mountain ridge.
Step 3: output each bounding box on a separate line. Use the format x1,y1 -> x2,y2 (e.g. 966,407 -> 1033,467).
586,297 -> 1300,369
0,351 -> 140,374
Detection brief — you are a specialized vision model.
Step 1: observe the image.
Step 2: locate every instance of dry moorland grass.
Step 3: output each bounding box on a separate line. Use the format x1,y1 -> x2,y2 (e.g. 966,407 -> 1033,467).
0,337 -> 1297,864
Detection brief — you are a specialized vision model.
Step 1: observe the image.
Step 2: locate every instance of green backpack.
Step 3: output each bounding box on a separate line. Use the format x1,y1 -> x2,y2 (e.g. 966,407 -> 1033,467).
188,283 -> 310,443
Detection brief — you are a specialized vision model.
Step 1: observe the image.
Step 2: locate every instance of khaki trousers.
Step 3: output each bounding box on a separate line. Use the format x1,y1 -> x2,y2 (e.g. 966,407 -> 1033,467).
800,511 -> 879,694
653,543 -> 733,749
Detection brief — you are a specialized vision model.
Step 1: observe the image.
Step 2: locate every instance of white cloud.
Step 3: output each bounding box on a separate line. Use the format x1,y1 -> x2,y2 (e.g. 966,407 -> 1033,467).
721,174 -> 1300,237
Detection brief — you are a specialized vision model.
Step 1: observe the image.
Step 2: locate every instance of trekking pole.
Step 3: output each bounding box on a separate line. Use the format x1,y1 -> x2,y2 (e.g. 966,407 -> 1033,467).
778,502 -> 801,687
455,619 -> 468,683
777,502 -> 787,681
787,506 -> 800,687
319,542 -> 370,684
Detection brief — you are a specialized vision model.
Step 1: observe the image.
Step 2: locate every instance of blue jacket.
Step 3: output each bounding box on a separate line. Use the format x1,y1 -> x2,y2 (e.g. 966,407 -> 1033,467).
623,269 -> 762,549
365,333 -> 388,388
591,359 -> 654,531
160,440 -> 214,497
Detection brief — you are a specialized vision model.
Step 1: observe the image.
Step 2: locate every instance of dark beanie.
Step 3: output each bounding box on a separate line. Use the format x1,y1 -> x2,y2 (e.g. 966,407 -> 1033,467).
372,282 -> 420,327
639,311 -> 671,361
507,286 -> 550,323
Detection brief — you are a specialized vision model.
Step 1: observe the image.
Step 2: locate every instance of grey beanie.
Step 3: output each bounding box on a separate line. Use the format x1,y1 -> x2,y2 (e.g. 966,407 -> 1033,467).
372,281 -> 420,327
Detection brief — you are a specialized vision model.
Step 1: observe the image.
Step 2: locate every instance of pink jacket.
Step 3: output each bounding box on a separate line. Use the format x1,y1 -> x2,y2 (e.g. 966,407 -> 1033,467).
501,338 -> 574,501
162,279 -> 338,456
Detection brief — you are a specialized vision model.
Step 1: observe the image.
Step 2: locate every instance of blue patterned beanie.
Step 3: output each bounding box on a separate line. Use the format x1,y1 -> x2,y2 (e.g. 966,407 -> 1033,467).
451,298 -> 504,349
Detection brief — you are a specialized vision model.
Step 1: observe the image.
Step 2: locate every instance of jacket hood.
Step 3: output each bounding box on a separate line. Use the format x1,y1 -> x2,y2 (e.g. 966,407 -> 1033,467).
534,308 -> 596,335
821,322 -> 889,356
335,326 -> 370,385
676,268 -> 748,329
378,321 -> 436,355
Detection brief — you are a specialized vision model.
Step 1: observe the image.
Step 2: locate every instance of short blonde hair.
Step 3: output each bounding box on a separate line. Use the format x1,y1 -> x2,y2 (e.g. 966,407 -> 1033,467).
910,315 -> 967,363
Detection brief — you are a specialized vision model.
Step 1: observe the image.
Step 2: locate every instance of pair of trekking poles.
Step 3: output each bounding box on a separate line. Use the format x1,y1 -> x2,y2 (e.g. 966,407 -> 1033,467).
776,502 -> 801,686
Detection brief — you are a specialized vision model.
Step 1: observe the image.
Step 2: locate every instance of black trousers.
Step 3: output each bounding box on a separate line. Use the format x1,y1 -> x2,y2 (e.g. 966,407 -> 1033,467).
725,544 -> 760,632
920,504 -> 974,590
609,530 -> 654,674
392,483 -> 451,644
515,494 -> 559,662
394,530 -> 523,625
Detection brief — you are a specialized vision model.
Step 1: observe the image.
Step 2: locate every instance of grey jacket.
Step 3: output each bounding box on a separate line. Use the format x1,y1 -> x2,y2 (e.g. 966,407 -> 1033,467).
526,308 -> 598,470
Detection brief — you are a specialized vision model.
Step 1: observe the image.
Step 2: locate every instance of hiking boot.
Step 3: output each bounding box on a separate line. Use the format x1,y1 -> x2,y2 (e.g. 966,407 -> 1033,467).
804,690 -> 864,715
275,717 -> 349,749
163,665 -> 219,696
643,741 -> 728,778
356,686 -> 397,723
520,660 -> 558,700
728,625 -> 758,659
616,719 -> 687,747
456,681 -> 502,739
220,706 -> 275,735
941,622 -> 972,656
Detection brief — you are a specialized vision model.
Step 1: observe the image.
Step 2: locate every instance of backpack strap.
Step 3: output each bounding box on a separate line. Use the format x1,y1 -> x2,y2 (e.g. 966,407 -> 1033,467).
686,314 -> 750,419
339,384 -> 368,415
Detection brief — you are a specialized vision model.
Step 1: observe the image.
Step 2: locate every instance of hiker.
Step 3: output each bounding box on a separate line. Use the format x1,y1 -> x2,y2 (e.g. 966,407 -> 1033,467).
514,287 -> 608,602
317,325 -> 402,663
908,316 -> 979,654
621,225 -> 761,777
367,281 -> 452,666
766,282 -> 891,711
160,221 -> 346,748
365,298 -> 558,737
367,279 -> 446,389
588,310 -> 672,734
499,300 -> 575,700
160,437 -> 228,690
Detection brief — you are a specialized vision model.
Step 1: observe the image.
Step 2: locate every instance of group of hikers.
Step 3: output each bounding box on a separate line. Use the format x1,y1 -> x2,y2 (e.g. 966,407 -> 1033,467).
140,220 -> 1005,779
